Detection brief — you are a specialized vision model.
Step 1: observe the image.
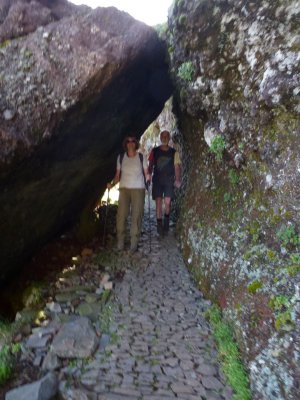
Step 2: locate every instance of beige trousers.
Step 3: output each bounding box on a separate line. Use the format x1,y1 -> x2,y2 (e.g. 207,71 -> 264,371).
116,188 -> 145,249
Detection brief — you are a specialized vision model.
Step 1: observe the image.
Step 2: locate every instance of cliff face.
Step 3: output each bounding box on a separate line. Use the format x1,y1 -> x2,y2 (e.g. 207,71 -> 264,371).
0,2 -> 172,285
168,0 -> 300,398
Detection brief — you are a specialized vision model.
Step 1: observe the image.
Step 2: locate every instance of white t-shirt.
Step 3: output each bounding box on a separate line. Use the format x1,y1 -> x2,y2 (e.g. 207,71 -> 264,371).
117,152 -> 147,189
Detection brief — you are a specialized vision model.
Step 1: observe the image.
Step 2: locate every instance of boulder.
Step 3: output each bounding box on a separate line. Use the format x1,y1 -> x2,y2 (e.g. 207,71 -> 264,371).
51,316 -> 98,358
5,372 -> 58,400
0,0 -> 87,42
0,2 -> 172,284
168,0 -> 300,398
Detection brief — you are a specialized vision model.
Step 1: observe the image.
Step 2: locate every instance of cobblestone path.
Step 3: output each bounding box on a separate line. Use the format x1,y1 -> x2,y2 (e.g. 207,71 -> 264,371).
79,227 -> 234,400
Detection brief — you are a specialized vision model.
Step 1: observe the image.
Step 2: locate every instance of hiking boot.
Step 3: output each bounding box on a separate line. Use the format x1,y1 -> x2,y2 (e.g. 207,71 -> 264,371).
157,219 -> 163,236
163,215 -> 170,233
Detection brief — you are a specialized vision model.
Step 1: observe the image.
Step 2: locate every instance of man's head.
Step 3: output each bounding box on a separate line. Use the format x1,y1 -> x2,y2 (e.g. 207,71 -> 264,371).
160,130 -> 170,145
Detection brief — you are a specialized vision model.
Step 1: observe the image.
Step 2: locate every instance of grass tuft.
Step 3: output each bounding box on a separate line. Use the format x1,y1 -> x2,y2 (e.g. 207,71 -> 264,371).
206,305 -> 251,400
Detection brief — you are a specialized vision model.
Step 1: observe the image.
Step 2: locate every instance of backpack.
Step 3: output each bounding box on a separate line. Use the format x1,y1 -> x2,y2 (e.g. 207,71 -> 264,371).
119,152 -> 147,187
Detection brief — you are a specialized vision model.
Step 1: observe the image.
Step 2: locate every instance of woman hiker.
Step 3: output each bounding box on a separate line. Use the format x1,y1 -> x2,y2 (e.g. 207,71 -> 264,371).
107,136 -> 150,253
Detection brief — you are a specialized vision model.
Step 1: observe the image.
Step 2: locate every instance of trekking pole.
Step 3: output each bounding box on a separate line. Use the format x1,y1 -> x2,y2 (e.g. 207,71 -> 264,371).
147,183 -> 152,253
102,188 -> 110,247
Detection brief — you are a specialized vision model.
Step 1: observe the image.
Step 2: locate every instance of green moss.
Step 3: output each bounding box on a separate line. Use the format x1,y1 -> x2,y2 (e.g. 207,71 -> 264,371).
228,169 -> 239,185
285,253 -> 300,276
247,280 -> 263,294
175,0 -> 185,10
269,295 -> 295,331
291,43 -> 300,51
101,289 -> 111,304
209,135 -> 226,161
224,192 -> 232,203
206,305 -> 251,400
290,253 -> 300,263
267,250 -> 276,260
0,40 -> 10,49
110,331 -> 119,345
178,14 -> 188,26
286,265 -> 300,276
276,224 -> 300,247
275,310 -> 294,331
238,142 -> 245,151
262,110 -> 300,146
246,220 -> 262,244
99,303 -> 114,334
177,61 -> 195,82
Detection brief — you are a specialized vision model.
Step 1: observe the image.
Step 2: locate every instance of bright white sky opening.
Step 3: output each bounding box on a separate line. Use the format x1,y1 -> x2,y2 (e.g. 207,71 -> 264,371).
69,0 -> 172,26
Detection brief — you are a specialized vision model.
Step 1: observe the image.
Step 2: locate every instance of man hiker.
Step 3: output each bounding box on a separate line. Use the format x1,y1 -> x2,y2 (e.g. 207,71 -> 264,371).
148,130 -> 181,235
107,136 -> 150,253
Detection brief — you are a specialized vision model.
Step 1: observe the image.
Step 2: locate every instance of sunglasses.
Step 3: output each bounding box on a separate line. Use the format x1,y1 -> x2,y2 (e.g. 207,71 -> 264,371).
126,139 -> 136,143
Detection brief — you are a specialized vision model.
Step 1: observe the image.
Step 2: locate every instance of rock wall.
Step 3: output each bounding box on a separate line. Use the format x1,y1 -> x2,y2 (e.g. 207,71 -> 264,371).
0,1 -> 172,285
168,0 -> 300,399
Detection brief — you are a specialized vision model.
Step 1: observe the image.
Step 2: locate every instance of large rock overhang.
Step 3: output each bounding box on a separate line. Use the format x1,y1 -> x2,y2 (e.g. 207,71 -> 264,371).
0,6 -> 172,285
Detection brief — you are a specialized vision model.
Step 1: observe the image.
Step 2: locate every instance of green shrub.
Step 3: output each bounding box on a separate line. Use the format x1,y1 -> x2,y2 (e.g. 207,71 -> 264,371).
177,61 -> 194,81
22,282 -> 44,307
0,343 -> 21,384
0,345 -> 12,384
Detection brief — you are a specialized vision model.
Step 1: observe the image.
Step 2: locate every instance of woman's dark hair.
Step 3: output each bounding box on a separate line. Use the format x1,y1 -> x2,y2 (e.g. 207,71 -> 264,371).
122,136 -> 140,151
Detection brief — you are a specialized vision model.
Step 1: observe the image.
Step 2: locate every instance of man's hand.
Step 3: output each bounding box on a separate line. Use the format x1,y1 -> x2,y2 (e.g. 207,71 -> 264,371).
174,179 -> 181,189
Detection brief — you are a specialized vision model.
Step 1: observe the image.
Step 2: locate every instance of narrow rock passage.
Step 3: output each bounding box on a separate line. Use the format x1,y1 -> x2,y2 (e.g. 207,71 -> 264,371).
78,213 -> 234,399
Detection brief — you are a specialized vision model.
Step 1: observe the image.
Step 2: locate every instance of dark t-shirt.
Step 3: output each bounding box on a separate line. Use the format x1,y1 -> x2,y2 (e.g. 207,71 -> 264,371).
151,147 -> 175,184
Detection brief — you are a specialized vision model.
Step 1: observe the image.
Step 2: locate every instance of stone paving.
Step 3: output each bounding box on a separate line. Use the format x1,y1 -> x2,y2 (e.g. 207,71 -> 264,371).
4,206 -> 234,400
74,225 -> 234,399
